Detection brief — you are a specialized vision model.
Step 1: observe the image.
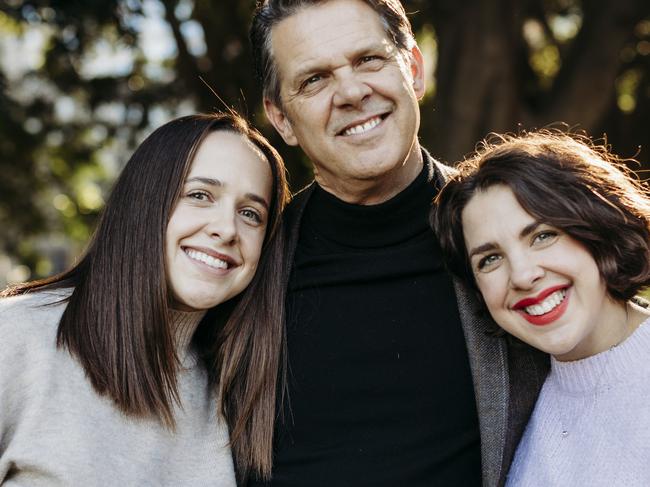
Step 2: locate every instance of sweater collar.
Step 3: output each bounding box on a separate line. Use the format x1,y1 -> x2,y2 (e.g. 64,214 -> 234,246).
303,161 -> 437,248
550,316 -> 650,393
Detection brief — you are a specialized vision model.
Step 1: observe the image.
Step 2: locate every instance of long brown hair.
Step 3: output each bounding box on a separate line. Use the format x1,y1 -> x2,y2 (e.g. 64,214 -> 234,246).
2,112 -> 289,481
432,130 -> 650,301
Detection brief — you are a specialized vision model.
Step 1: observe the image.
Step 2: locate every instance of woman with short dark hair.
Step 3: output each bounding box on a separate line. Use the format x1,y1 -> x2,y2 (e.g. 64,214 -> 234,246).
0,112 -> 289,485
432,130 -> 650,485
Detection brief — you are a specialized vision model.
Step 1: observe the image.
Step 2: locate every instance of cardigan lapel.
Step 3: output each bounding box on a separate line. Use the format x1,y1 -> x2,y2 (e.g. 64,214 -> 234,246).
453,281 -> 509,486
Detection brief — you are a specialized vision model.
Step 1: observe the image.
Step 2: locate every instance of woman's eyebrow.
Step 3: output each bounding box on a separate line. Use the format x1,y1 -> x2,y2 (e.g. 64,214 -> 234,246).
185,176 -> 223,187
184,176 -> 269,209
520,221 -> 541,238
468,242 -> 496,259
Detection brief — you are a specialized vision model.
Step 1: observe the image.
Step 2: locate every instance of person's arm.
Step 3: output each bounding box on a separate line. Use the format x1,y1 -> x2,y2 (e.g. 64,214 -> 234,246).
0,296 -> 25,481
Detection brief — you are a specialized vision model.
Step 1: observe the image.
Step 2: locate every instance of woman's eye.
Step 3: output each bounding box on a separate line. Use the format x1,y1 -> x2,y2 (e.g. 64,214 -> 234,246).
240,208 -> 262,224
187,191 -> 210,201
477,254 -> 501,271
533,230 -> 558,245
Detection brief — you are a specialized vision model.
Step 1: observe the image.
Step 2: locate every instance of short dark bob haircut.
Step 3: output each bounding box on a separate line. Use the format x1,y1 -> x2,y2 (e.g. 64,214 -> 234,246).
3,111 -> 289,481
431,130 -> 650,303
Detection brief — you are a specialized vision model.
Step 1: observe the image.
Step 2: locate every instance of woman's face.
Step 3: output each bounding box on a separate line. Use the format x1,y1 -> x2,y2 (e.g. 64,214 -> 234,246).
461,184 -> 626,361
165,130 -> 273,311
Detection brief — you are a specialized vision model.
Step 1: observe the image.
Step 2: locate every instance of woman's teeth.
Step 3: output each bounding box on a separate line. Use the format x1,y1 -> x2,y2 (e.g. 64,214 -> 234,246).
185,249 -> 228,270
525,289 -> 567,316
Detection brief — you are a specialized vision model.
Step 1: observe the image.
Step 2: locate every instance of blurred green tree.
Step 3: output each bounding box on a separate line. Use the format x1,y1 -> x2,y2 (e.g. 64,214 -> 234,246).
0,0 -> 648,285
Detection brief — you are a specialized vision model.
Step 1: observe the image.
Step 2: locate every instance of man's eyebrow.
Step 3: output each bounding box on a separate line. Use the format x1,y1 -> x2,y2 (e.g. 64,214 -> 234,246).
292,61 -> 328,86
293,62 -> 319,80
184,177 -> 269,210
292,43 -> 389,82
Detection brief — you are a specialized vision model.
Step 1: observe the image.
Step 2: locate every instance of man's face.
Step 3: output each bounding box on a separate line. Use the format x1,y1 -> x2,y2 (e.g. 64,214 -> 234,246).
264,0 -> 426,204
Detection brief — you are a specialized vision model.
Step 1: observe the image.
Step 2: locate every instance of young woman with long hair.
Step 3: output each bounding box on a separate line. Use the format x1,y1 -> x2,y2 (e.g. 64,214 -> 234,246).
0,112 -> 289,485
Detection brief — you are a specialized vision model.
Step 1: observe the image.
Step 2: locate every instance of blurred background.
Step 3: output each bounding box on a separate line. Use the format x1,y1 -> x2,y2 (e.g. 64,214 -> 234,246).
0,0 -> 648,287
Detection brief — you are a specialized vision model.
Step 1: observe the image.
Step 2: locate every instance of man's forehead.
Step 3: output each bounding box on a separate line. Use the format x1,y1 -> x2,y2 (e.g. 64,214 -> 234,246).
269,1 -> 393,75
295,38 -> 395,74
269,0 -> 387,44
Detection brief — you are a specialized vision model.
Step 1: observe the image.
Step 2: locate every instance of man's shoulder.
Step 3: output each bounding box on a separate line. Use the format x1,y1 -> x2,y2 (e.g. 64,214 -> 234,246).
285,182 -> 316,225
286,182 -> 316,208
422,146 -> 458,187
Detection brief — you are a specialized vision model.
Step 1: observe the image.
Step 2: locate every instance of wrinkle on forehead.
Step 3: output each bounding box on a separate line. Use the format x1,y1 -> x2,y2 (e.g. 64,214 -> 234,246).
269,1 -> 397,86
294,39 -> 398,84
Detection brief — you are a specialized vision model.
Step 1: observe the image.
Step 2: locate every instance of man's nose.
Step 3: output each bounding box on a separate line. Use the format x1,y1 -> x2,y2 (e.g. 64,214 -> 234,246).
332,71 -> 372,109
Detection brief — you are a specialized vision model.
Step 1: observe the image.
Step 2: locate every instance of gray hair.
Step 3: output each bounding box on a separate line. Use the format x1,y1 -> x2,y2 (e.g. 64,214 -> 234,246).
250,0 -> 416,107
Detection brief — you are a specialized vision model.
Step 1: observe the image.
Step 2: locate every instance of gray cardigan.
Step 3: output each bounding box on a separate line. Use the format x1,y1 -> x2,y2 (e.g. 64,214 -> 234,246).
280,149 -> 549,487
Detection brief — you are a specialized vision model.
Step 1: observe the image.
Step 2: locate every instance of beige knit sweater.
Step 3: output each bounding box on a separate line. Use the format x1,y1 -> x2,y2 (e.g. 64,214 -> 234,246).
0,290 -> 236,486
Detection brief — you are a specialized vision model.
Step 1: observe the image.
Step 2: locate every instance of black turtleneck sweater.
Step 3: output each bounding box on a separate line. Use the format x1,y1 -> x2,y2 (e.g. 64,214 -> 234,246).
255,166 -> 481,487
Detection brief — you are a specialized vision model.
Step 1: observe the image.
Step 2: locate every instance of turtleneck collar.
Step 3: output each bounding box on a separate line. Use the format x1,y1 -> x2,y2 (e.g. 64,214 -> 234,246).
304,163 -> 437,249
170,309 -> 206,368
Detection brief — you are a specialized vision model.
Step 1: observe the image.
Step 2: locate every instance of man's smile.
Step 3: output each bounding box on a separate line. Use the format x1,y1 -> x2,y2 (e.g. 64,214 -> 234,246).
338,113 -> 389,136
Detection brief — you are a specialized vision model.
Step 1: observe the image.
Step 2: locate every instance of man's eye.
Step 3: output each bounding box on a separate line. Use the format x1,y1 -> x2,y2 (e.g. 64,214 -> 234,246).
301,74 -> 323,89
359,55 -> 384,68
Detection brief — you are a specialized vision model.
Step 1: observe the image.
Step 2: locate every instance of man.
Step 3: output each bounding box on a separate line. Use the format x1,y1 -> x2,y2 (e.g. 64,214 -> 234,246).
248,1 -> 548,486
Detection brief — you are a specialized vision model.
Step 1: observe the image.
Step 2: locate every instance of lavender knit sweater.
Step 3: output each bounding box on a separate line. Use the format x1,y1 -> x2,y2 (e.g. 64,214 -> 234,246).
506,316 -> 650,486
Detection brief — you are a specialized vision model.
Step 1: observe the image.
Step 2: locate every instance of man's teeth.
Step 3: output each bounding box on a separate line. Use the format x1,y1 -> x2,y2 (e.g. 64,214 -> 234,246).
342,116 -> 381,136
525,289 -> 567,316
185,249 -> 228,269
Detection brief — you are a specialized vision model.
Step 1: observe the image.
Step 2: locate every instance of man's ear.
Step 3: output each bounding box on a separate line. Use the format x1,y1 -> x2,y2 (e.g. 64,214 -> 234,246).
408,44 -> 426,100
264,97 -> 298,146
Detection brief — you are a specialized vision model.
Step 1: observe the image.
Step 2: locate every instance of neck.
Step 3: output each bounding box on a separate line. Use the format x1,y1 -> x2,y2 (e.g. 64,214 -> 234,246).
555,299 -> 649,362
306,162 -> 434,248
624,299 -> 650,339
315,145 -> 423,205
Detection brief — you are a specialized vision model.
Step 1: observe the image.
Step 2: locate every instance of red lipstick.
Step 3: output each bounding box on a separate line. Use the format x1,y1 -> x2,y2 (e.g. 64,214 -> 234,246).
512,285 -> 570,326
513,284 -> 568,309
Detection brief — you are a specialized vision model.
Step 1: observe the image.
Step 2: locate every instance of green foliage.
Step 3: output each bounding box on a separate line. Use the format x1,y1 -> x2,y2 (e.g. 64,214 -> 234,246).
0,0 -> 648,286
